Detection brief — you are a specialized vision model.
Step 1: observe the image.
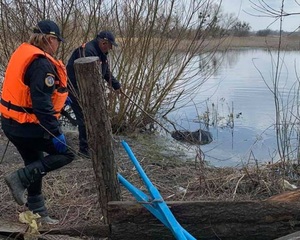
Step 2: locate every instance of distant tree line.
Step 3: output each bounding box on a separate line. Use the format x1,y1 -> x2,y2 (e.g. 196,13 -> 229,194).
255,29 -> 300,36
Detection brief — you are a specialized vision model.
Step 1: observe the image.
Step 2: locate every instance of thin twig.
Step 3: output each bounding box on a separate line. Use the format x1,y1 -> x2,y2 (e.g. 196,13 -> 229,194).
0,140 -> 9,164
233,174 -> 245,200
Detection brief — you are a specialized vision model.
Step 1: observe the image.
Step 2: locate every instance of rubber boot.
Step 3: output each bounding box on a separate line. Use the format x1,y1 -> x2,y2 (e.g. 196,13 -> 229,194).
4,161 -> 46,205
4,170 -> 27,205
27,194 -> 59,225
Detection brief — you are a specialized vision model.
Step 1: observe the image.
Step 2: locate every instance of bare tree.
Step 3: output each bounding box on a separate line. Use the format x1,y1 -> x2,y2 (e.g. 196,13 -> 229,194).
108,0 -> 235,131
248,0 -> 300,31
250,0 -> 300,165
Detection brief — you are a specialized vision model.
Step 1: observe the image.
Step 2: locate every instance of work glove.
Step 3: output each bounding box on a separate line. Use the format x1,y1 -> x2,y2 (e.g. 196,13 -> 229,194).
52,134 -> 67,153
65,96 -> 72,106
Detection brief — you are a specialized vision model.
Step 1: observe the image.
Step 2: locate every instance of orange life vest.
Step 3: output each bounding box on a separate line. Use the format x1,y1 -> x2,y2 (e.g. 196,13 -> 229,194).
0,43 -> 68,124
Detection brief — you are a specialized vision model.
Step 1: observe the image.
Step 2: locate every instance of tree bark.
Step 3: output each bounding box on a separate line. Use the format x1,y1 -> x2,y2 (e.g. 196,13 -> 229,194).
74,56 -> 121,224
0,219 -> 109,239
108,199 -> 300,240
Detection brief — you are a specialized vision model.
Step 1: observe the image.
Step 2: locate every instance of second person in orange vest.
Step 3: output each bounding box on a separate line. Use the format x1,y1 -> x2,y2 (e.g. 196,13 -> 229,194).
0,19 -> 75,225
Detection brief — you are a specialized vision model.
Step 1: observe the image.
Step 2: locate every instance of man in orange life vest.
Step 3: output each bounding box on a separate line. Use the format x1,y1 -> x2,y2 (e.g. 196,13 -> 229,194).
0,20 -> 75,224
66,31 -> 121,157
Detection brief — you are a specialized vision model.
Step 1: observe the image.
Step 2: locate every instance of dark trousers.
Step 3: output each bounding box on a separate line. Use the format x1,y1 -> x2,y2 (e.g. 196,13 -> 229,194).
69,94 -> 88,152
4,131 -> 75,197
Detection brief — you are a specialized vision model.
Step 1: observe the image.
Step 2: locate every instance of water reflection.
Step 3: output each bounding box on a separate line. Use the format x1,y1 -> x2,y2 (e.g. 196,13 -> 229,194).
166,48 -> 300,167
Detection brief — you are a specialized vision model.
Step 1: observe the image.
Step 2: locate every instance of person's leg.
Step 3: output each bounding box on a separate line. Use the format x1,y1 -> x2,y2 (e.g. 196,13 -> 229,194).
27,139 -> 74,224
69,95 -> 89,154
3,133 -> 45,205
4,132 -> 75,224
20,150 -> 59,224
27,193 -> 59,224
6,134 -> 75,177
23,151 -> 44,197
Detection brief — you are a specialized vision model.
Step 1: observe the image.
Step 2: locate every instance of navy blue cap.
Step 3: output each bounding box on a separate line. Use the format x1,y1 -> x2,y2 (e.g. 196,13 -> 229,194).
33,20 -> 64,42
97,31 -> 118,46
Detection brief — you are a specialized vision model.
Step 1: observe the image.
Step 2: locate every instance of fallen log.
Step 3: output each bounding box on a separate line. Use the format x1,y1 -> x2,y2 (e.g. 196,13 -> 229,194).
0,220 -> 27,233
40,224 -> 109,238
275,231 -> 300,240
108,197 -> 300,240
267,189 -> 300,203
3,190 -> 300,239
0,236 -> 16,240
0,219 -> 109,239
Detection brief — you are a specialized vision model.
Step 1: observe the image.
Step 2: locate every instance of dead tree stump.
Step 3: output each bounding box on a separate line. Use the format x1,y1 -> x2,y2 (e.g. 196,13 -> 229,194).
74,56 -> 121,223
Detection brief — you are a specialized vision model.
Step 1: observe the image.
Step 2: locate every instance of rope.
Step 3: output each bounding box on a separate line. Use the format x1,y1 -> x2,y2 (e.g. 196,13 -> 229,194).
120,89 -> 171,135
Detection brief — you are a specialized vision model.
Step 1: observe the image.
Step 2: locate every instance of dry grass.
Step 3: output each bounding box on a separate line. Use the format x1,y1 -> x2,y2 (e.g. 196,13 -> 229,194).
189,35 -> 300,53
128,35 -> 300,59
229,35 -> 300,50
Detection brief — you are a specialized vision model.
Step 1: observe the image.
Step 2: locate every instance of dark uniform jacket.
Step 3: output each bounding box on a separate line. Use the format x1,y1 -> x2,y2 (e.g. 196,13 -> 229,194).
66,39 -> 121,92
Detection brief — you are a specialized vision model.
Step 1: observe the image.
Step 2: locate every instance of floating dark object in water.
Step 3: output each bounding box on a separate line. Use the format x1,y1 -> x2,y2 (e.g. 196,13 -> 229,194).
171,129 -> 213,145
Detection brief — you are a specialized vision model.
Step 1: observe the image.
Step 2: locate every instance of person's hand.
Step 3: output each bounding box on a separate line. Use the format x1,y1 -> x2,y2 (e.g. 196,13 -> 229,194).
52,134 -> 67,153
65,96 -> 72,106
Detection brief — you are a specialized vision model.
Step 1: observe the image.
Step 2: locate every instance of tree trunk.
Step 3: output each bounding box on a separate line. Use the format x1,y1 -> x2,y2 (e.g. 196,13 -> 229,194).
74,56 -> 121,224
108,199 -> 300,240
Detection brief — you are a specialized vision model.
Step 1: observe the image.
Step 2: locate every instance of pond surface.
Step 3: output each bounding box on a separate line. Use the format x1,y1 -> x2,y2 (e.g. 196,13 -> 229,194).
165,48 -> 300,167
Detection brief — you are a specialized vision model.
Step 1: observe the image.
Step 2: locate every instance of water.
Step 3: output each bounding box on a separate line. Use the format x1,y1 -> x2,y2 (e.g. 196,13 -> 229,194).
165,48 -> 300,167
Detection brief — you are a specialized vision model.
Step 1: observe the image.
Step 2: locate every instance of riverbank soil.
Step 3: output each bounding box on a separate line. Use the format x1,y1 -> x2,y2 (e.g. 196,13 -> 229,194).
1,127 -> 300,239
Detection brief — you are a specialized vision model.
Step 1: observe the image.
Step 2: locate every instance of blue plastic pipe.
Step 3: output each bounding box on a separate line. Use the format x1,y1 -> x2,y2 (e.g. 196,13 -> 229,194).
120,140 -> 196,240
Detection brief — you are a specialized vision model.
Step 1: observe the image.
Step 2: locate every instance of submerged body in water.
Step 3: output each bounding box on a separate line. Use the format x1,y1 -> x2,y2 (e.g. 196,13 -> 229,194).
171,129 -> 213,145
